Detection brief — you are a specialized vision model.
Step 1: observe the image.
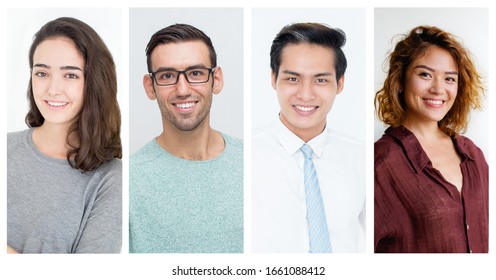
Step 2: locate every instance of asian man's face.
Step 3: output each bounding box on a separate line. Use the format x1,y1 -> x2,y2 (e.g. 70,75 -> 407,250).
272,43 -> 344,141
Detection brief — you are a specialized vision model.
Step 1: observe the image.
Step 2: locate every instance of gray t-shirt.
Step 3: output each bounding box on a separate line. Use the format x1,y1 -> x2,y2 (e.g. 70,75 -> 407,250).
7,129 -> 122,253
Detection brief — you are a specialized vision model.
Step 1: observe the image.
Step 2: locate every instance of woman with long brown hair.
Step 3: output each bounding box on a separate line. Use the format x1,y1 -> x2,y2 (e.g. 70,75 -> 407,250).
7,17 -> 122,253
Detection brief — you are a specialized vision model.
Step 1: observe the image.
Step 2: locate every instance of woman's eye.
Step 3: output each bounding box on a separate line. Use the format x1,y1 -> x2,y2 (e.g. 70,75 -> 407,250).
65,73 -> 79,79
34,72 -> 47,77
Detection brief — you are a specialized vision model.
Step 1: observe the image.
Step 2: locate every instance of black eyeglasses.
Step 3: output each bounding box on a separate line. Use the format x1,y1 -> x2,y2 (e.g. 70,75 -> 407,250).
150,67 -> 216,86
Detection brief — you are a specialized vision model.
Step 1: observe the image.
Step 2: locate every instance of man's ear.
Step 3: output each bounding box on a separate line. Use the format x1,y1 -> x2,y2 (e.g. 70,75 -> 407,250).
143,74 -> 156,100
212,66 -> 224,94
336,75 -> 345,94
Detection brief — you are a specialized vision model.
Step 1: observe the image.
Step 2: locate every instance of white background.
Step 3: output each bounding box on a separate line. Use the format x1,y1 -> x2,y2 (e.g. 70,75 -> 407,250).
374,8 -> 489,157
1,1 -> 495,280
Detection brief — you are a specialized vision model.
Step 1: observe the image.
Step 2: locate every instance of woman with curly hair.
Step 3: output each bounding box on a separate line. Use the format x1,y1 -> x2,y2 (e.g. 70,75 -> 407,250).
374,26 -> 487,253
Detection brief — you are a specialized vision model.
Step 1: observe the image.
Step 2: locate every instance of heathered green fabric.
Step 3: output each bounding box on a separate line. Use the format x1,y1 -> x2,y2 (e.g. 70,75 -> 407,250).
129,134 -> 243,253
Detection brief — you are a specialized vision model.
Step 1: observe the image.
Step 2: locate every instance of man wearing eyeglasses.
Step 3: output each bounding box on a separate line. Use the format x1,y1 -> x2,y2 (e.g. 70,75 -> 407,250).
129,23 -> 243,253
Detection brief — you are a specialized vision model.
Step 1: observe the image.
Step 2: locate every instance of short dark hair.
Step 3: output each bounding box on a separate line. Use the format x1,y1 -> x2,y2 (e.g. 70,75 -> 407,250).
145,23 -> 217,72
270,22 -> 347,81
27,17 -> 122,171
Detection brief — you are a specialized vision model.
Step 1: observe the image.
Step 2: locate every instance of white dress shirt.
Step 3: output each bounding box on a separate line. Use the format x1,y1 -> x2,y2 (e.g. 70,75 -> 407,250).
252,118 -> 365,253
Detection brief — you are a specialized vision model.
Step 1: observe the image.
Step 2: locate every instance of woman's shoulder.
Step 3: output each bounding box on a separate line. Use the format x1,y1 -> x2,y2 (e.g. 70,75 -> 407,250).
7,129 -> 34,156
455,135 -> 486,159
84,158 -> 122,191
95,158 -> 122,176
7,129 -> 31,144
374,133 -> 403,163
456,134 -> 478,146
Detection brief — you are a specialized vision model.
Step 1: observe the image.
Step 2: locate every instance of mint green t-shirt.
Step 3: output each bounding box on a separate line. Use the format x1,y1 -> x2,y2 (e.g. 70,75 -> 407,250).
129,134 -> 243,253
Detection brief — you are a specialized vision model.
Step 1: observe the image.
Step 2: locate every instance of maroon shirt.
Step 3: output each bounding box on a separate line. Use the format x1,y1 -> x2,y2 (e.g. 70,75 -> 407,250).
375,126 -> 488,253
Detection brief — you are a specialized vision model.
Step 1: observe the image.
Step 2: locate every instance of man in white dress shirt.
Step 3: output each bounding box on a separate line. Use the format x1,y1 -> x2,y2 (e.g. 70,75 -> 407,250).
252,23 -> 365,253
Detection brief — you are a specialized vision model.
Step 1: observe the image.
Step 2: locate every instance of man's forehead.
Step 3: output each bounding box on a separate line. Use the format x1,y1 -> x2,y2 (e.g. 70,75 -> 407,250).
153,40 -> 209,53
280,43 -> 335,59
279,44 -> 336,74
151,41 -> 210,67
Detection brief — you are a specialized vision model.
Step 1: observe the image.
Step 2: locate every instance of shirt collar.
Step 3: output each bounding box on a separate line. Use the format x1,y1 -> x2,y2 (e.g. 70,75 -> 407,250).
385,125 -> 475,173
453,135 -> 476,161
273,117 -> 328,158
385,126 -> 429,173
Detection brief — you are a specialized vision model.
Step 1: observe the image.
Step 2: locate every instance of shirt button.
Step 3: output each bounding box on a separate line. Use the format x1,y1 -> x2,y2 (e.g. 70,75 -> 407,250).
467,224 -> 470,230
470,249 -> 473,253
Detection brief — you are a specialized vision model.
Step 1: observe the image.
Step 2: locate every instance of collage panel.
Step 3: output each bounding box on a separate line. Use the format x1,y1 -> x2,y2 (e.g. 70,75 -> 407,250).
251,8 -> 366,253
128,7 -> 244,253
6,8 -> 123,253
374,8 -> 489,253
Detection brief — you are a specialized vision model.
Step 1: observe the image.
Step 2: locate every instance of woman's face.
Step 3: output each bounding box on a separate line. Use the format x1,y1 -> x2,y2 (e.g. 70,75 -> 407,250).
403,45 -> 458,125
31,37 -> 85,128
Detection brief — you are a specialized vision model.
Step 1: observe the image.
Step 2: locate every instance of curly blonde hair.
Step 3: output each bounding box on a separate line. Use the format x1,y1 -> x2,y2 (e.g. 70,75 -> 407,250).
375,25 -> 484,137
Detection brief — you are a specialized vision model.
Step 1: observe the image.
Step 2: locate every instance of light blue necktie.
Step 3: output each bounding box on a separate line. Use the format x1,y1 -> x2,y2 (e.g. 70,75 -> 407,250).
300,144 -> 332,253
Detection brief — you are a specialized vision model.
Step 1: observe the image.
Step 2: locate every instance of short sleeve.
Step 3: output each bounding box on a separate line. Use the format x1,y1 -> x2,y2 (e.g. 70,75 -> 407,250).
74,160 -> 122,253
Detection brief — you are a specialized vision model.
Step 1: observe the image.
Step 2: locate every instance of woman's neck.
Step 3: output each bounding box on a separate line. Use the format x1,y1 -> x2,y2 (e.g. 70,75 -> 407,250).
402,119 -> 445,141
32,123 -> 73,159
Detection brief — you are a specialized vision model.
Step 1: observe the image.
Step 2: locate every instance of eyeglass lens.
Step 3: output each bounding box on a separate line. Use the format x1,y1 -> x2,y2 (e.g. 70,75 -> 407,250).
154,68 -> 212,85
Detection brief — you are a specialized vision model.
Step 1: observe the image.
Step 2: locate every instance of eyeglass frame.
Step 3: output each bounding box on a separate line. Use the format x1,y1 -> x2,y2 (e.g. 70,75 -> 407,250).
149,66 -> 217,86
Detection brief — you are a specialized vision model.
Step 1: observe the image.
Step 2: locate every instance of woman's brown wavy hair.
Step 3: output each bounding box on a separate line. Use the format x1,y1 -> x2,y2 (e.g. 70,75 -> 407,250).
375,25 -> 484,137
26,17 -> 122,171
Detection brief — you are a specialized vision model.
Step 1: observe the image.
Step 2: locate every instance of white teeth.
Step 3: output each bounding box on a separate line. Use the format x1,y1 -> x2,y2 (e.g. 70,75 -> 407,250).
47,101 -> 68,107
176,102 -> 195,109
424,99 -> 443,105
295,105 -> 316,112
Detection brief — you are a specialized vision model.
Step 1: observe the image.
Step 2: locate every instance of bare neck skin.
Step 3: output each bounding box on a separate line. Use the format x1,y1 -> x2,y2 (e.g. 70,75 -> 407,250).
156,115 -> 225,161
280,113 -> 326,143
32,122 -> 74,159
403,119 -> 445,140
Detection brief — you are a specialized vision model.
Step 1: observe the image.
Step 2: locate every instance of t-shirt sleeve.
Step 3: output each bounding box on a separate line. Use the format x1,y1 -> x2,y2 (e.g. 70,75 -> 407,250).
75,161 -> 122,253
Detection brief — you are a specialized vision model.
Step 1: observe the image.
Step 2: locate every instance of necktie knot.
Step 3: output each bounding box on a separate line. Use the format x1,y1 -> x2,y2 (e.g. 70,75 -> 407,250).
300,144 -> 313,159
